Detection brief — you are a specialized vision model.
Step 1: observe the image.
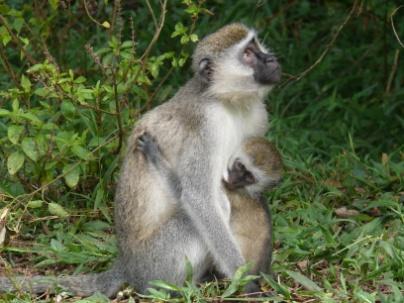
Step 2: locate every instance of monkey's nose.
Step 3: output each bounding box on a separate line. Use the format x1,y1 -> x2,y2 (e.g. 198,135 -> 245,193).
264,55 -> 276,64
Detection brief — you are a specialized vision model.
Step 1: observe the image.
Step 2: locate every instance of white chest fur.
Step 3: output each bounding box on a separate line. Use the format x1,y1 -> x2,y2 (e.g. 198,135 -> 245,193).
206,101 -> 268,219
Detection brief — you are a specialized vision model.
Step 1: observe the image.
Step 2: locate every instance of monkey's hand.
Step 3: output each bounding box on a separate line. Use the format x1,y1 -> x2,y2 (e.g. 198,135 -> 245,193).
136,131 -> 163,166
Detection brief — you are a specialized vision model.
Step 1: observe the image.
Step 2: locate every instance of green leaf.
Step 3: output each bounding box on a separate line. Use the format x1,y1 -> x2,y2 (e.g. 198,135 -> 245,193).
180,35 -> 189,44
72,145 -> 92,161
286,270 -> 322,291
19,112 -> 42,126
184,258 -> 193,282
7,151 -> 25,175
74,76 -> 86,84
61,101 -> 76,116
21,138 -> 39,161
48,202 -> 69,218
27,200 -> 43,208
20,75 -> 31,92
354,289 -> 375,303
0,26 -> 11,46
145,287 -> 170,300
12,18 -> 24,33
262,273 -> 291,298
63,164 -> 80,188
34,87 -> 51,97
49,0 -> 59,10
149,280 -> 180,291
50,239 -> 65,251
12,99 -> 19,111
94,186 -> 105,209
7,125 -> 24,144
0,109 -> 10,116
35,134 -> 48,157
190,34 -> 198,42
222,264 -> 253,298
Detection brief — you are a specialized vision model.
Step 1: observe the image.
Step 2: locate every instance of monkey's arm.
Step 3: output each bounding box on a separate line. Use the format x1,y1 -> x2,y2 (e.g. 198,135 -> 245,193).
137,133 -> 251,282
178,139 -> 246,277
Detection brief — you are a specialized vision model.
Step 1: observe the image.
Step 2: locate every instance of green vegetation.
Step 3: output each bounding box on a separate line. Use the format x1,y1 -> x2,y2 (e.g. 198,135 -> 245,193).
0,0 -> 403,302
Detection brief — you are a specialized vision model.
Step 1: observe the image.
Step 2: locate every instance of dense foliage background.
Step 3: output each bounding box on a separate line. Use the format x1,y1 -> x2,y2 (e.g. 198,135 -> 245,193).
0,0 -> 403,302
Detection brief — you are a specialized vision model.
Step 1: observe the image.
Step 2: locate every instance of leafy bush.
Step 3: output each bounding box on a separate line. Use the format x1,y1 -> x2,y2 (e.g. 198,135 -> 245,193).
0,0 -> 403,302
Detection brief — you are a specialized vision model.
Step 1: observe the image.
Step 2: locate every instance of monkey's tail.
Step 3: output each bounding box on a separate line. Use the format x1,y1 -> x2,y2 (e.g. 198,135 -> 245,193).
0,265 -> 124,298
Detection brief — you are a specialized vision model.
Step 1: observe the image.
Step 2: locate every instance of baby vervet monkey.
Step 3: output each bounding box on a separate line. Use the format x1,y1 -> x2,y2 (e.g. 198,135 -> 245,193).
136,132 -> 283,276
224,137 -> 283,274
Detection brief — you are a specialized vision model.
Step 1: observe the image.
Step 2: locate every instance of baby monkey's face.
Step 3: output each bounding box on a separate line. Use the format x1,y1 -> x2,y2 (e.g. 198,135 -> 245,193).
223,155 -> 282,195
224,159 -> 256,191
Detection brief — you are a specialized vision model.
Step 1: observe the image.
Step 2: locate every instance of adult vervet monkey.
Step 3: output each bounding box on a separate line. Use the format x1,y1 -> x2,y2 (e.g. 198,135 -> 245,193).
116,22 -> 280,292
136,133 -> 283,276
0,23 -> 280,297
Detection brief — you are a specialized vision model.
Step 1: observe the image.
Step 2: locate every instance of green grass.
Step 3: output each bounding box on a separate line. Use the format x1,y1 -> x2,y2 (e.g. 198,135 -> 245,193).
0,0 -> 403,302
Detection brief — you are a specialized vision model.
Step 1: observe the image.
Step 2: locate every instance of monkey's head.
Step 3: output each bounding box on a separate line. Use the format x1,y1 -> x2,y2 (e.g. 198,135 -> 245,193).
192,23 -> 281,104
224,137 -> 283,196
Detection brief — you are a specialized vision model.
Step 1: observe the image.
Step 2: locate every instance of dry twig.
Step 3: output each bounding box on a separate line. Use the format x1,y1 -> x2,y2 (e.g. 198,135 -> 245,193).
390,5 -> 404,48
282,1 -> 358,86
386,49 -> 400,94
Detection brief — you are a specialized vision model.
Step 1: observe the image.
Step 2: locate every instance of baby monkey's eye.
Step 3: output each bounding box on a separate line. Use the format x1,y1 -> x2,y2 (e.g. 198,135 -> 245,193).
234,160 -> 245,171
244,171 -> 256,185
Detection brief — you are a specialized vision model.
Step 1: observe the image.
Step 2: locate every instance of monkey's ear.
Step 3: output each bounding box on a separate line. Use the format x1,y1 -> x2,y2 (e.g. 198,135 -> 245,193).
198,58 -> 213,83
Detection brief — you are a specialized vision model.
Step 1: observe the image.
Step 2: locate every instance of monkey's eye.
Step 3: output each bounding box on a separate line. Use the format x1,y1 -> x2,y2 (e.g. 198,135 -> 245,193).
234,160 -> 245,171
244,171 -> 256,185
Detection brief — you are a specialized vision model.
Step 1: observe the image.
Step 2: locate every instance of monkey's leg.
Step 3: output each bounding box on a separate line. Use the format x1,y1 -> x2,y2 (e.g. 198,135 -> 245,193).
119,213 -> 212,294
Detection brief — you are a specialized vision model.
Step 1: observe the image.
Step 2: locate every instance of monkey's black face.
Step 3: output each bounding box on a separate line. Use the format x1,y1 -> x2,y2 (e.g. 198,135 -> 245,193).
243,41 -> 281,85
224,159 -> 256,190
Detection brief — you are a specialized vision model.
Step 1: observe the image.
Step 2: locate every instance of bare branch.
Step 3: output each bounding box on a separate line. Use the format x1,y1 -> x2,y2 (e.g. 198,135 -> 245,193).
390,5 -> 404,48
145,0 -> 158,31
282,1 -> 358,86
385,49 -> 400,94
139,0 -> 168,62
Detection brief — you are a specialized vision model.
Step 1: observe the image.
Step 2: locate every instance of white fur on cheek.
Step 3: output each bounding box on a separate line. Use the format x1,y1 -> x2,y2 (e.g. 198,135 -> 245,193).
206,31 -> 272,105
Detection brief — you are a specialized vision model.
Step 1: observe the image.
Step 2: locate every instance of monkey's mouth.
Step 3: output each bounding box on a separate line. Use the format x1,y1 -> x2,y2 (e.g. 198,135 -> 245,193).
222,180 -> 237,191
269,65 -> 282,83
255,64 -> 282,85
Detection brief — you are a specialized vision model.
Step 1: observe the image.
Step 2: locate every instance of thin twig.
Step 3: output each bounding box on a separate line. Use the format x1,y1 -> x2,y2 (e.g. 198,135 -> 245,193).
139,0 -> 168,62
145,0 -> 158,31
130,16 -> 137,56
390,5 -> 404,48
0,44 -> 20,87
110,0 -> 121,34
282,1 -> 358,86
128,0 -> 168,118
385,49 -> 400,94
0,15 -> 37,65
83,0 -> 105,27
112,67 -> 123,154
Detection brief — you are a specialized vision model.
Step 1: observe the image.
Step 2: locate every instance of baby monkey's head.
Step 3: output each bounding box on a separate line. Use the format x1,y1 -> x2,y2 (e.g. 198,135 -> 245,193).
224,137 -> 283,196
